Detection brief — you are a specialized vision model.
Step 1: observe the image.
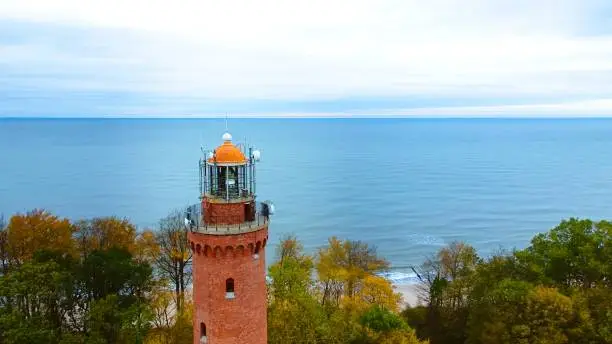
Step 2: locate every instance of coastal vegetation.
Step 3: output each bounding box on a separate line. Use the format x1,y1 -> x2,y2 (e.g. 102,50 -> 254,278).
0,210 -> 192,344
0,211 -> 610,343
403,218 -> 612,344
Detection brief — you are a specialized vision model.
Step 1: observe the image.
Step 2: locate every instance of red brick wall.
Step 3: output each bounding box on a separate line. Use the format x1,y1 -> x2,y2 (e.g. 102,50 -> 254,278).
188,226 -> 269,344
203,200 -> 248,225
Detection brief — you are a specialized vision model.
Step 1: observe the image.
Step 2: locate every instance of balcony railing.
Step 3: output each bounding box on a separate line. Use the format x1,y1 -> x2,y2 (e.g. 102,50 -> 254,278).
184,203 -> 269,235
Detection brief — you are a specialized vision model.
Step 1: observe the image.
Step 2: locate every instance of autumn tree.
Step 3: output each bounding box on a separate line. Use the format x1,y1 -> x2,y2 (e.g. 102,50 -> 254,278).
568,286 -> 612,343
317,237 -> 390,307
267,235 -> 412,344
467,281 -> 575,344
134,230 -> 160,265
73,217 -> 137,257
267,235 -> 328,344
0,210 -> 166,344
6,209 -> 75,265
155,210 -> 192,313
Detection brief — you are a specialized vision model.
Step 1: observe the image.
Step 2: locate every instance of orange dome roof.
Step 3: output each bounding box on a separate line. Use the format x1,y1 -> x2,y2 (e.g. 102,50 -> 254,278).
208,138 -> 247,164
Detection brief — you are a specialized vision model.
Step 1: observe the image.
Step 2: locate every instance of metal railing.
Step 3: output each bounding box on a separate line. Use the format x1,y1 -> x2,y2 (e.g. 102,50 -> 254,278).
184,203 -> 268,235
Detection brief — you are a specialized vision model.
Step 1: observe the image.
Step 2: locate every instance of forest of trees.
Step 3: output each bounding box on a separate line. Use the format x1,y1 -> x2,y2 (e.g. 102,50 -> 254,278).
0,210 -> 610,344
403,218 -> 611,344
0,210 -> 192,344
265,218 -> 611,344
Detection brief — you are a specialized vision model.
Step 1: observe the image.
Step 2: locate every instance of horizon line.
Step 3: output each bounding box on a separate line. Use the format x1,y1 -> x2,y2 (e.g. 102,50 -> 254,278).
2,115 -> 612,120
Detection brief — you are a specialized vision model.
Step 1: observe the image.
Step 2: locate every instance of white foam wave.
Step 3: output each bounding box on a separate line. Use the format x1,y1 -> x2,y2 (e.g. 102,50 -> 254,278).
378,271 -> 419,284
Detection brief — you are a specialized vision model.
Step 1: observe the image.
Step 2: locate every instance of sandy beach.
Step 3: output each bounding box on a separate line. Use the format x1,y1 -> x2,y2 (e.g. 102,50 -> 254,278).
395,283 -> 422,308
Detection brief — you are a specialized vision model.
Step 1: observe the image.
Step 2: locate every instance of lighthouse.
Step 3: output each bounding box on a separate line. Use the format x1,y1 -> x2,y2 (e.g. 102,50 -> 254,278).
188,132 -> 271,344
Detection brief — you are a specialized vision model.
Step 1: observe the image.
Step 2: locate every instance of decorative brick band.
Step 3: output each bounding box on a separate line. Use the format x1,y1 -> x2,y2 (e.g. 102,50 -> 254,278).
188,225 -> 269,259
189,238 -> 268,258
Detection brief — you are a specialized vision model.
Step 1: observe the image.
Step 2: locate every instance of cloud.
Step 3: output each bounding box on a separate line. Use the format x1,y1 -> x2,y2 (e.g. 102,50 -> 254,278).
1,0 -> 612,116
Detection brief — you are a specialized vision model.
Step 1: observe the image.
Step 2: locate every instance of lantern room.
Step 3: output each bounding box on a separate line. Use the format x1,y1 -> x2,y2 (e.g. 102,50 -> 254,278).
199,132 -> 260,201
195,132 -> 269,227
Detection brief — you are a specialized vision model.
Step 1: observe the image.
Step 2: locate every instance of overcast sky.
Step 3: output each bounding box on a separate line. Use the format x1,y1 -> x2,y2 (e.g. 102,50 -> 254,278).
1,0 -> 612,117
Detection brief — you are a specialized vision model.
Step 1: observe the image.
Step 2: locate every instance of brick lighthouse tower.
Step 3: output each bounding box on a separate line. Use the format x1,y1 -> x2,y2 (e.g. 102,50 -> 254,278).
187,132 -> 271,344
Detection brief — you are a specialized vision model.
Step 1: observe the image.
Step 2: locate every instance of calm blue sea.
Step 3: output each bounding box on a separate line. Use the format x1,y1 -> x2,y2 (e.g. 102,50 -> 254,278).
1,118 -> 612,283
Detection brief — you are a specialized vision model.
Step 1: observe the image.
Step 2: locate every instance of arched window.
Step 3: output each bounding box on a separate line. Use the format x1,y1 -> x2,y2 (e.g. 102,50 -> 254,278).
200,323 -> 207,343
226,278 -> 235,299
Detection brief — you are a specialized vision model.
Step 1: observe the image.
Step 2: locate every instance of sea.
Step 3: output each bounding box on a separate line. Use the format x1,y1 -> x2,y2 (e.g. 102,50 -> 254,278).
1,118 -> 612,284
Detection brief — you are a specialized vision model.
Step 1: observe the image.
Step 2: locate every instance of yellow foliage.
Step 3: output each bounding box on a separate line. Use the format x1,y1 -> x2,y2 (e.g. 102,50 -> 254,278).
524,286 -> 573,344
361,275 -> 402,312
7,209 -> 75,262
135,230 -> 160,263
74,217 -> 137,255
317,237 -> 396,309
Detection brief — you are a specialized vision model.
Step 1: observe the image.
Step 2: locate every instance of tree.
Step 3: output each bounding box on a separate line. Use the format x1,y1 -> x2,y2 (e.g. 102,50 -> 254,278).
134,230 -> 160,264
87,294 -> 152,344
360,305 -> 426,344
268,236 -> 328,344
0,255 -> 78,343
567,285 -> 612,343
79,248 -> 153,302
6,209 -> 75,265
0,210 -> 176,344
317,237 -> 390,306
467,280 -> 574,344
0,310 -> 57,344
267,236 -> 409,344
409,242 -> 478,344
515,218 -> 612,289
268,234 -> 314,300
0,251 -> 83,343
154,210 -> 192,313
276,234 -> 304,265
360,305 -> 408,334
145,287 -> 193,344
73,217 -> 137,257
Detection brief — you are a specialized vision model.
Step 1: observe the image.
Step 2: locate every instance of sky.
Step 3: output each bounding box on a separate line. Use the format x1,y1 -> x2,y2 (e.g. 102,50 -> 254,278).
1,0 -> 612,117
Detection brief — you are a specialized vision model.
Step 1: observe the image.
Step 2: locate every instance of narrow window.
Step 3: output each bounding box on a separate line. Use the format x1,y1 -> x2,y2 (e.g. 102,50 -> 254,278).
254,242 -> 261,257
200,323 -> 207,343
226,278 -> 235,299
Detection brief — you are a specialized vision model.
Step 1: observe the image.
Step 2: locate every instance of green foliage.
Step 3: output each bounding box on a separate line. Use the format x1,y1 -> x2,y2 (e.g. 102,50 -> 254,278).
0,311 -> 57,344
567,286 -> 612,343
360,305 -> 408,333
467,282 -> 574,344
268,235 -> 329,344
268,236 -> 426,344
2,209 -> 610,344
405,218 -> 612,344
516,218 -> 612,289
87,294 -> 152,344
0,210 -> 163,344
80,247 -> 153,301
